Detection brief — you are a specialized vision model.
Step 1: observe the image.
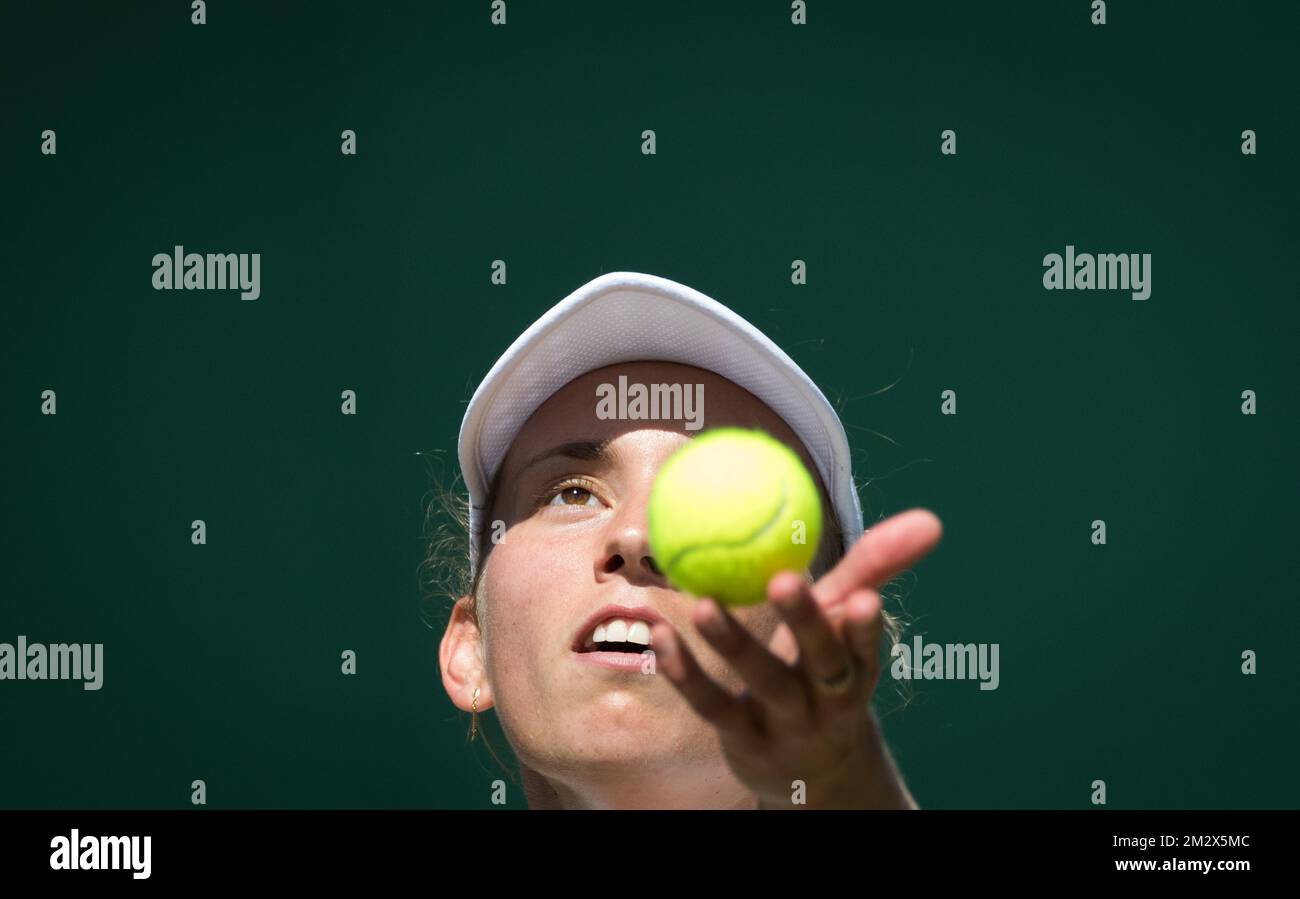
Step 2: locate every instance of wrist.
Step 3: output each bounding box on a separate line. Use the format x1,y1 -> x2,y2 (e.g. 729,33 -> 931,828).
758,712 -> 917,810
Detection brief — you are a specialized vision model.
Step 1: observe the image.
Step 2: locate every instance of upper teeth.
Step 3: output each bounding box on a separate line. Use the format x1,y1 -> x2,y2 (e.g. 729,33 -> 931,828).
589,618 -> 653,648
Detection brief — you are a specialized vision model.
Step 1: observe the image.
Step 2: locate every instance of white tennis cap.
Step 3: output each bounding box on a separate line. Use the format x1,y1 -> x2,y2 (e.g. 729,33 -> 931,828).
457,271 -> 864,582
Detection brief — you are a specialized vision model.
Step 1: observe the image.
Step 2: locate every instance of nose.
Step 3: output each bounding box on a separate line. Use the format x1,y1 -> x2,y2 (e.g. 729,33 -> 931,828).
597,506 -> 668,587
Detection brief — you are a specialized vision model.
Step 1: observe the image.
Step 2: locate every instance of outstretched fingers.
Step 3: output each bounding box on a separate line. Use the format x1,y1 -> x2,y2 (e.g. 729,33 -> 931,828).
650,621 -> 767,748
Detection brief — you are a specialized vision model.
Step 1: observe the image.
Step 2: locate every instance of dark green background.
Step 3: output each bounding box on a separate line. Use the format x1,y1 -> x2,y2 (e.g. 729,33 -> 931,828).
1,1 -> 1295,809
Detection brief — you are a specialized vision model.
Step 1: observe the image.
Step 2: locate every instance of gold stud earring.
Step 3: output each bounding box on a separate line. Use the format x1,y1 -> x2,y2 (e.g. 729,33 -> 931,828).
470,686 -> 480,741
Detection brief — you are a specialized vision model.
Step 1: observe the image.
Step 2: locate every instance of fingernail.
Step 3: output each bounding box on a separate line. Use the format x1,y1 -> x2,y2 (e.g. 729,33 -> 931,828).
697,608 -> 731,645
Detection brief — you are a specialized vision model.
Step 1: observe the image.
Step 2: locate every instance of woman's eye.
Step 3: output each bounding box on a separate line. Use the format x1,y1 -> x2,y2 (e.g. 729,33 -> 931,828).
542,480 -> 601,509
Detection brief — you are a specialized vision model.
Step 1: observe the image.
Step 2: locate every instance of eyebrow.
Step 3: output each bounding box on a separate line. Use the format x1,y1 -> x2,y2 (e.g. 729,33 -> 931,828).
515,438 -> 618,479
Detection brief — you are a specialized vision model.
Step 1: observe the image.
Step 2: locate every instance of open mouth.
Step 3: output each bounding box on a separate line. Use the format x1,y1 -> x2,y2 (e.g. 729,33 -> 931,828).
577,619 -> 654,653
571,606 -> 662,654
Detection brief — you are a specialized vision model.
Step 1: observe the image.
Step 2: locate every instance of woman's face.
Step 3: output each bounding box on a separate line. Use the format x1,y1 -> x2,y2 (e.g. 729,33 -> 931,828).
442,360 -> 833,803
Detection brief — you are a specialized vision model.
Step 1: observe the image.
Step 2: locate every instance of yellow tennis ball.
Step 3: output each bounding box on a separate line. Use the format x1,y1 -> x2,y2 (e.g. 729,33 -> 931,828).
647,427 -> 823,606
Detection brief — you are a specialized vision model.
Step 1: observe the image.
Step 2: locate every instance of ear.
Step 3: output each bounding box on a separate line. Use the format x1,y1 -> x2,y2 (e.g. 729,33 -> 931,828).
440,594 -> 493,712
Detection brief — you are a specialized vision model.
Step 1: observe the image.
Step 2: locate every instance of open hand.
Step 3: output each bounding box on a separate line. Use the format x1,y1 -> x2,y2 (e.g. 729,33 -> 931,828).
649,508 -> 943,809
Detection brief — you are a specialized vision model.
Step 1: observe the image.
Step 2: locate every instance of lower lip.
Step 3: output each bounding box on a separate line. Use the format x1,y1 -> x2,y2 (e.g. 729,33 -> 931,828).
571,649 -> 657,672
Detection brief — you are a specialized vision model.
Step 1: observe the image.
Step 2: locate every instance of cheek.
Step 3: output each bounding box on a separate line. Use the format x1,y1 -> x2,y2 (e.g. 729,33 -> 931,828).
479,527 -> 579,674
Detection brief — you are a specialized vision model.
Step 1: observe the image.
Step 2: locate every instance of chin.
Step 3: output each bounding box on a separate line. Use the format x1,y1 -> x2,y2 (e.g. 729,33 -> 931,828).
559,700 -> 682,754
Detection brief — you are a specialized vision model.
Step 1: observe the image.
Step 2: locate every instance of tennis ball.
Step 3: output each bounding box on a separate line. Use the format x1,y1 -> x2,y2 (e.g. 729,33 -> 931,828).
647,427 -> 823,606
